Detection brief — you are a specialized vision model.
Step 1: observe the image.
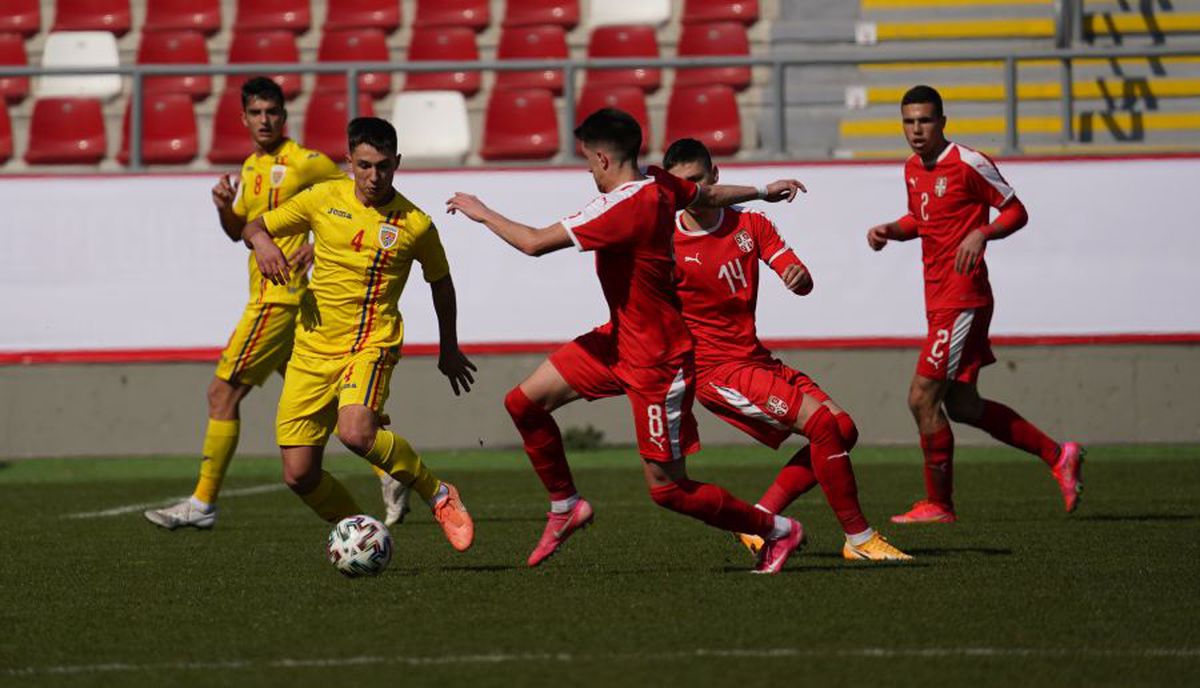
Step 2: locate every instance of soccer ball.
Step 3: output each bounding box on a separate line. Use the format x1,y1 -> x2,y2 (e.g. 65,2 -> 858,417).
327,515 -> 393,577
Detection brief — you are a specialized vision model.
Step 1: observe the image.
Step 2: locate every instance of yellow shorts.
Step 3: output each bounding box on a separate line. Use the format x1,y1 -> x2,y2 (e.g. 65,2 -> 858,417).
214,303 -> 298,387
275,346 -> 399,446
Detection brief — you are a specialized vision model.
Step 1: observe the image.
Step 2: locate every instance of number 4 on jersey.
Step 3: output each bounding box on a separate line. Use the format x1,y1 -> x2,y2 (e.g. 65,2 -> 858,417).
350,229 -> 365,252
718,259 -> 749,294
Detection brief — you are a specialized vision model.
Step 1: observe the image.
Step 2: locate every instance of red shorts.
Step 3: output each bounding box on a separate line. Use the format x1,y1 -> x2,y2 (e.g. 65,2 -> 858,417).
916,305 -> 996,384
696,358 -> 830,449
549,327 -> 701,462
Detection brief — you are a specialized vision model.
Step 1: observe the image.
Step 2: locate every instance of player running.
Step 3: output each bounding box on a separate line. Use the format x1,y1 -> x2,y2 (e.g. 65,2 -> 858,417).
144,78 -> 412,531
866,85 -> 1084,524
447,109 -> 807,573
242,117 -> 477,551
664,139 -> 910,560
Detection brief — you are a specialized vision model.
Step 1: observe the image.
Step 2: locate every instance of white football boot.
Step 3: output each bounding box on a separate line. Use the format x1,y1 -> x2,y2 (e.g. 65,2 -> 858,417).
143,499 -> 217,530
380,474 -> 411,527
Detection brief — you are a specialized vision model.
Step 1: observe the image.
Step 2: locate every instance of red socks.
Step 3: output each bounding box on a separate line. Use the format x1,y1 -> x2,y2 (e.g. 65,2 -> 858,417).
757,445 -> 817,514
971,400 -> 1060,466
757,409 -> 864,531
802,406 -> 869,536
650,479 -> 776,537
920,425 -> 955,507
504,387 -> 577,500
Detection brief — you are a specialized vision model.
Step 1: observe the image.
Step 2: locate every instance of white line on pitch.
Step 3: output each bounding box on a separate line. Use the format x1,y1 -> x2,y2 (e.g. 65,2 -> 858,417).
63,483 -> 287,520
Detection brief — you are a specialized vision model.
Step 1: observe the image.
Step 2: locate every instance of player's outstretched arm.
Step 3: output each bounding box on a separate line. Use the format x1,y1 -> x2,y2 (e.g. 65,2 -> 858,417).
445,192 -> 573,257
780,263 -> 813,295
212,174 -> 246,241
430,275 -> 477,396
955,197 -> 1029,274
866,215 -> 919,251
695,179 -> 806,208
241,218 -> 290,285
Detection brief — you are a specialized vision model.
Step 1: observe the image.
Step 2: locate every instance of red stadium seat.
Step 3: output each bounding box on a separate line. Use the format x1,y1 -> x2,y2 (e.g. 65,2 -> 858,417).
0,33 -> 29,104
481,88 -> 558,160
413,0 -> 489,32
227,31 -> 302,100
234,0 -> 310,33
0,0 -> 40,38
53,0 -> 131,36
208,89 -> 250,164
683,0 -> 759,25
303,90 -> 374,160
495,25 -> 568,95
144,0 -> 222,35
316,29 -> 391,97
675,22 -> 751,91
0,105 -> 11,163
586,26 -> 661,93
25,97 -> 107,164
137,30 -> 211,101
665,85 -> 741,156
576,86 -> 649,154
404,27 -> 480,96
503,0 -> 579,29
118,93 -> 198,164
324,0 -> 401,33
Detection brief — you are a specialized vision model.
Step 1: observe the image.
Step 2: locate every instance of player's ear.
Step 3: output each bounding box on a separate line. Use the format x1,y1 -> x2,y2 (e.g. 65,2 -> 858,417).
711,165 -> 720,184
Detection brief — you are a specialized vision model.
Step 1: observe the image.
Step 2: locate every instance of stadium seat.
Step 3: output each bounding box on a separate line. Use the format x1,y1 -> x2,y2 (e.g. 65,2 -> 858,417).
235,0 -> 310,34
586,26 -> 661,93
324,0 -> 401,33
0,33 -> 29,104
576,86 -> 649,154
413,0 -> 489,31
0,0 -> 40,38
404,27 -> 480,96
25,97 -> 106,164
52,0 -> 131,36
143,0 -> 222,35
682,0 -> 759,25
208,89 -> 251,163
315,29 -> 390,97
390,91 -> 470,162
227,31 -> 302,100
503,0 -> 579,29
587,0 -> 671,28
495,26 -> 568,94
0,105 -> 11,163
675,22 -> 751,91
137,30 -> 212,101
481,88 -> 558,161
36,31 -> 121,100
118,93 -> 198,164
665,85 -> 741,156
304,90 -> 373,160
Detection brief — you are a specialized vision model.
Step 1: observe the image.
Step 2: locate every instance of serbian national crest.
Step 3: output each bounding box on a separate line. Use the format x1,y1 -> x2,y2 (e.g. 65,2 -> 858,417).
378,223 -> 399,249
766,395 -> 789,417
734,230 -> 754,253
270,164 -> 288,187
934,176 -> 948,198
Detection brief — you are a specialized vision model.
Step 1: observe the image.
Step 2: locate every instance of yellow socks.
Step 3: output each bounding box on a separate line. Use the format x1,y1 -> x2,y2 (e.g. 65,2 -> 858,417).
298,471 -> 362,522
370,464 -> 388,479
364,430 -> 441,503
192,419 -> 240,505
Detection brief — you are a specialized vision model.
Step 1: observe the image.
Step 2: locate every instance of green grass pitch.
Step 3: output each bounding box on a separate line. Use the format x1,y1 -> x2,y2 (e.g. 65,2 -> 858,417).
1,445 -> 1198,687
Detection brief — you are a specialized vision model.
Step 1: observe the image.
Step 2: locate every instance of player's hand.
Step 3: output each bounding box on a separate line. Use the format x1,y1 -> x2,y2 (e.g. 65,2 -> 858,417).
763,179 -> 807,203
781,263 -> 813,295
955,228 -> 987,274
252,238 -> 291,285
212,174 -> 238,210
287,243 -> 315,276
438,347 -> 477,396
867,224 -> 890,251
445,193 -> 492,223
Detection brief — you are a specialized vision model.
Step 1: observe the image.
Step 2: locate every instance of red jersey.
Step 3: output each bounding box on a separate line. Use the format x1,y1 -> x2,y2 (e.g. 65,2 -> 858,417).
561,166 -> 699,368
903,142 -> 1016,311
673,206 -> 803,371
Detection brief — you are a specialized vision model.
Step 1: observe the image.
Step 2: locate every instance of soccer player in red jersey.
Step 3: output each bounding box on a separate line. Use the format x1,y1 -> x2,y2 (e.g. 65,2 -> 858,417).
866,86 -> 1084,523
447,109 -> 808,573
665,138 -> 910,560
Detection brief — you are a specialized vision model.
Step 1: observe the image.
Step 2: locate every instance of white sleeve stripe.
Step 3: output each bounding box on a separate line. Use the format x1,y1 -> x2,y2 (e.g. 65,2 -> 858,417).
768,247 -> 790,264
561,222 -> 584,252
958,146 -> 1015,202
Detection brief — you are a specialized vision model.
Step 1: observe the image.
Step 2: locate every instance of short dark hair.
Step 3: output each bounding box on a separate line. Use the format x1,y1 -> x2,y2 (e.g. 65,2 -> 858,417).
901,85 -> 944,117
347,117 -> 397,155
574,108 -> 642,164
662,138 -> 713,173
240,77 -> 285,109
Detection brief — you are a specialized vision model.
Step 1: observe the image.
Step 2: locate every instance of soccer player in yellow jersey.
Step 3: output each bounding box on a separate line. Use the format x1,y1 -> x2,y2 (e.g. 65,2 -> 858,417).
240,117 -> 477,551
144,78 -> 407,530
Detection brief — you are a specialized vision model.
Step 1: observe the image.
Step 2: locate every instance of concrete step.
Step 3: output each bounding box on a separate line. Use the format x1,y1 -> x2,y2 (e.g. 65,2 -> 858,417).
848,76 -> 1200,107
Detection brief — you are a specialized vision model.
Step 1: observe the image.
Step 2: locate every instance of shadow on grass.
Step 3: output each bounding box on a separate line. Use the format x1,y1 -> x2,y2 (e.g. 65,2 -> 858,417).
437,564 -> 523,573
1079,513 -> 1199,523
720,561 -> 930,574
902,546 -> 1013,558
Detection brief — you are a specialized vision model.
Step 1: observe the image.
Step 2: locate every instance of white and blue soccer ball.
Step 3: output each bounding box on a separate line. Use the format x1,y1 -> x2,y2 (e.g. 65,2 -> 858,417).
327,515 -> 393,577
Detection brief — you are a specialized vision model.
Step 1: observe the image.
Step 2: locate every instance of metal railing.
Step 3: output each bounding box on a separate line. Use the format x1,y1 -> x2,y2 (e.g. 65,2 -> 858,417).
2,44 -> 1199,169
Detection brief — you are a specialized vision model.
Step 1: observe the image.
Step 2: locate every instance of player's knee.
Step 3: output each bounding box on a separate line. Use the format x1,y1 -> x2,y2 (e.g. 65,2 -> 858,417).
835,412 -> 860,450
207,379 -> 239,417
283,464 -> 320,494
336,425 -> 375,456
504,386 -> 535,422
944,397 -> 980,424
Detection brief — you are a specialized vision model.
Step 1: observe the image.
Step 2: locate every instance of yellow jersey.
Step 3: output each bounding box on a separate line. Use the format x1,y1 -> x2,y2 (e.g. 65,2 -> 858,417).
261,178 -> 451,358
233,138 -> 345,306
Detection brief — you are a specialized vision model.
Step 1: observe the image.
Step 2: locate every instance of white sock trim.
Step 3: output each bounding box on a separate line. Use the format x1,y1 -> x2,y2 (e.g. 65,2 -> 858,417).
846,527 -> 875,547
188,496 -> 213,512
768,515 -> 791,540
550,494 -> 580,514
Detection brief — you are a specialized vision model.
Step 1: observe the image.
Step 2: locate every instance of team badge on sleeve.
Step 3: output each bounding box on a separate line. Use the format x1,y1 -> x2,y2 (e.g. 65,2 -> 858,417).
734,230 -> 754,253
935,176 -> 948,198
378,224 -> 399,249
270,164 -> 288,187
766,395 -> 789,417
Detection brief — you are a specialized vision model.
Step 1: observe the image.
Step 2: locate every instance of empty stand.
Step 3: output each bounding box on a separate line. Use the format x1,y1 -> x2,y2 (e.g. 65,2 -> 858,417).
37,31 -> 121,100
316,29 -> 391,97
587,0 -> 671,28
304,90 -> 374,160
0,0 -> 40,38
52,0 -> 131,36
0,106 -> 11,162
503,0 -> 579,29
481,88 -> 558,160
0,33 -> 29,104
390,91 -> 471,161
675,22 -> 751,91
208,89 -> 251,163
143,0 -> 222,35
682,0 -> 758,25
235,0 -> 310,34
404,27 -> 481,96
586,26 -> 661,92
227,31 -> 302,100
495,25 -> 567,94
665,85 -> 740,155
118,93 -> 198,164
576,85 -> 649,153
413,0 -> 489,32
25,97 -> 106,164
324,0 -> 401,33
137,30 -> 212,100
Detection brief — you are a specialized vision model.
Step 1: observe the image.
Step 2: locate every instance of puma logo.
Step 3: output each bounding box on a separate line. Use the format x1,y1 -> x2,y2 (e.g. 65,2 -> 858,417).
684,253 -> 702,265
647,436 -> 667,451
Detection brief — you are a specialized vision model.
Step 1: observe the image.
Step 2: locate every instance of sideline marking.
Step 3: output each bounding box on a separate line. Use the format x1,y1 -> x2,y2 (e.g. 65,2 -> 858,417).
63,483 -> 287,520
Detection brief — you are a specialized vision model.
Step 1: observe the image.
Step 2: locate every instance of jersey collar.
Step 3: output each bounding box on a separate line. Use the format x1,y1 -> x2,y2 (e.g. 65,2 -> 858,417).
675,208 -> 725,236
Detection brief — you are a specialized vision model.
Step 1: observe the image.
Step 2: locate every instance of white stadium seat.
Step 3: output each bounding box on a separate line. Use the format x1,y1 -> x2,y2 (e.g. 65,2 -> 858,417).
587,0 -> 672,28
36,31 -> 122,99
390,91 -> 471,162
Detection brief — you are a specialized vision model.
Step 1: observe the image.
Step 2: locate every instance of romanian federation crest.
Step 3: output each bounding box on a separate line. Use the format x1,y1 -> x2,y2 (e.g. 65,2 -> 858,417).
270,164 -> 288,187
934,176 -> 948,198
378,223 -> 399,249
734,230 -> 754,253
